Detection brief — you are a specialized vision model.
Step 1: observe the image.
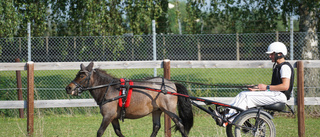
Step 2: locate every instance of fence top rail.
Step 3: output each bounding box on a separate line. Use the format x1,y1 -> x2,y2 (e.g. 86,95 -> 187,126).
4,97 -> 320,109
0,60 -> 319,71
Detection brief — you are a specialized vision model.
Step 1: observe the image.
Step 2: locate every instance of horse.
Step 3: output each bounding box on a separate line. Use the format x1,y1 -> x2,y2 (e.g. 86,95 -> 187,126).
65,62 -> 194,137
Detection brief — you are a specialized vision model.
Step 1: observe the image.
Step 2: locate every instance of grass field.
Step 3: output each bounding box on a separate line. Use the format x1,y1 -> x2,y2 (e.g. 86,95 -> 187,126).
1,113 -> 319,137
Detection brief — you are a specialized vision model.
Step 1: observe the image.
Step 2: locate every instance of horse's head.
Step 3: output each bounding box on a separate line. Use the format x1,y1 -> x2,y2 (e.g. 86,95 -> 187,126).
65,62 -> 94,96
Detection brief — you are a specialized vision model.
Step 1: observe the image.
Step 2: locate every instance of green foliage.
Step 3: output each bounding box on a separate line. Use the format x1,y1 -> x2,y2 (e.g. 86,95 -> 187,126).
15,0 -> 49,37
209,0 -> 282,33
185,0 -> 206,34
1,0 -> 319,38
1,0 -> 172,37
281,0 -> 320,31
0,1 -> 21,37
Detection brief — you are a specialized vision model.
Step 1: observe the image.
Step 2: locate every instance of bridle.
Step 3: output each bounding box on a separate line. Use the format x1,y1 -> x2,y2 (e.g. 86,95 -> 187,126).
71,69 -> 122,96
71,70 -> 94,96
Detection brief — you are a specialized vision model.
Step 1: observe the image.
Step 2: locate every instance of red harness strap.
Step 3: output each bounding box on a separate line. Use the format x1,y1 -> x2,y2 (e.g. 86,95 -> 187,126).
119,78 -> 133,108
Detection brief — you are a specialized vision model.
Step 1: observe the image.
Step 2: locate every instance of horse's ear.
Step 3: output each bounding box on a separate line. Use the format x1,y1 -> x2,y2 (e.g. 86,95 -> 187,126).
80,63 -> 86,71
86,61 -> 94,72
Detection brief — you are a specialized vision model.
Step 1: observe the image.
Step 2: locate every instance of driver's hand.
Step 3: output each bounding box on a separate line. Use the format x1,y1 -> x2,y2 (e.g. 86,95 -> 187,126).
248,84 -> 267,91
247,84 -> 258,91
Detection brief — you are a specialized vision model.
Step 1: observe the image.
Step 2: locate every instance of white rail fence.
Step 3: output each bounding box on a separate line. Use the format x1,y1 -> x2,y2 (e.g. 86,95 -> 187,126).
1,60 -> 320,109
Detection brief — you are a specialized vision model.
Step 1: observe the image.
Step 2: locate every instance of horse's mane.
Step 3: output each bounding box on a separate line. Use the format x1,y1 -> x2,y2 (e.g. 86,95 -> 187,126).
94,68 -> 118,83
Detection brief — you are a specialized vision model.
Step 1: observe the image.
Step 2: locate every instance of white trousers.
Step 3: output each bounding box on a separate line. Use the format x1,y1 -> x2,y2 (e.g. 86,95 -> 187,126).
230,91 -> 287,110
227,91 -> 287,120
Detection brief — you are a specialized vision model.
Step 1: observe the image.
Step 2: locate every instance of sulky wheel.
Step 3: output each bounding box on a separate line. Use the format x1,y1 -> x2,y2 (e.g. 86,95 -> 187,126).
226,112 -> 276,137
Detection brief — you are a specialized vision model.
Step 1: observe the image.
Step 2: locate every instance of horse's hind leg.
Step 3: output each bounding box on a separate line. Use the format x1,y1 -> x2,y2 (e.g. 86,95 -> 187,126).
151,111 -> 162,137
164,110 -> 188,137
111,119 -> 124,137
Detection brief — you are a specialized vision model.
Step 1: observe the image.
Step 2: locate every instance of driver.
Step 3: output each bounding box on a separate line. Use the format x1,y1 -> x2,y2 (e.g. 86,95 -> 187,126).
214,42 -> 294,126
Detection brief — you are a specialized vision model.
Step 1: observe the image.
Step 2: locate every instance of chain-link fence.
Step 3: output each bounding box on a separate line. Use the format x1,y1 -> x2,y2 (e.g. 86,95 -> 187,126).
1,32 -> 320,116
1,32 -> 314,62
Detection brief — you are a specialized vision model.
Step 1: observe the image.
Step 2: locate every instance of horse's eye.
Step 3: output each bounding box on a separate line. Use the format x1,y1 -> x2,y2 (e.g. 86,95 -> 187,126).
80,74 -> 85,79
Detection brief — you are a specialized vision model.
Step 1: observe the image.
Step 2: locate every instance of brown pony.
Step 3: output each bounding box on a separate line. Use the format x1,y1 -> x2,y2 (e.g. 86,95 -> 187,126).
65,62 -> 193,137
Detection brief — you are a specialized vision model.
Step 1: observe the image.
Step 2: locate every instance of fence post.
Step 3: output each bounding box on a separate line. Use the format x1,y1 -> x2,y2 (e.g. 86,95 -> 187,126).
297,61 -> 305,137
15,58 -> 24,118
163,59 -> 171,137
152,20 -> 157,77
236,33 -> 240,60
27,23 -> 31,62
27,61 -> 34,136
46,37 -> 49,62
19,38 -> 22,57
290,16 -> 294,60
197,38 -> 201,61
74,37 -> 77,61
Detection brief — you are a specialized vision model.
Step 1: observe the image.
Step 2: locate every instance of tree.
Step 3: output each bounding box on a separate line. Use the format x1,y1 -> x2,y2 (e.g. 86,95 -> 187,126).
185,0 -> 205,34
0,1 -> 21,37
209,0 -> 282,33
156,0 -> 169,33
282,0 -> 320,97
124,0 -> 166,35
282,0 -> 320,59
167,0 -> 188,34
0,1 -> 49,37
124,0 -> 153,35
14,0 -> 50,37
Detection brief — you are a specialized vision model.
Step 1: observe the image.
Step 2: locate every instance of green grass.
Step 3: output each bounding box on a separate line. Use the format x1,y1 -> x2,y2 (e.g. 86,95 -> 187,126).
1,114 -> 318,137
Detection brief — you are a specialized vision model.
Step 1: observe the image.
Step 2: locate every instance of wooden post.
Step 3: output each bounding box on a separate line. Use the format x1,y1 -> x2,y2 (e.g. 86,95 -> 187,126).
297,61 -> 305,137
27,62 -> 34,136
163,59 -> 171,137
15,58 -> 24,118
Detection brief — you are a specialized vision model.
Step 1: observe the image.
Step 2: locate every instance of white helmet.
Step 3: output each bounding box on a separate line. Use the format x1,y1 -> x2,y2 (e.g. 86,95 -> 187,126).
266,42 -> 287,56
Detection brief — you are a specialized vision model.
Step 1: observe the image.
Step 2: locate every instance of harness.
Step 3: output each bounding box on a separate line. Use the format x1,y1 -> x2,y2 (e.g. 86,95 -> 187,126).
72,73 -> 137,121
71,73 -> 258,123
71,69 -> 125,106
118,78 -> 133,121
72,74 -> 254,106
119,79 -> 133,108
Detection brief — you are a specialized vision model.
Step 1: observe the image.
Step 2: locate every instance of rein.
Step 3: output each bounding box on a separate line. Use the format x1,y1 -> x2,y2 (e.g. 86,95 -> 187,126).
168,79 -> 257,89
114,78 -> 256,89
74,75 -> 256,106
77,77 -> 255,93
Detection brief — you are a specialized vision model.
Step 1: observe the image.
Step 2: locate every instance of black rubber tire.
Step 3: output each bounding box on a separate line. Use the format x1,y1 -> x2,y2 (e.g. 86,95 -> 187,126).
226,112 -> 276,137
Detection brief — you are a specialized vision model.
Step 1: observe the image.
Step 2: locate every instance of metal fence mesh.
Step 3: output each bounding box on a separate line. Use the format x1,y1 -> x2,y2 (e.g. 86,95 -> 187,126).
0,32 -> 319,115
1,32 -> 312,62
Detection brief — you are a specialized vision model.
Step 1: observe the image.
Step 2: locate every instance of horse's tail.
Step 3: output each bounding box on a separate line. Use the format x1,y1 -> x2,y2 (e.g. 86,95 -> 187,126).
175,82 -> 194,135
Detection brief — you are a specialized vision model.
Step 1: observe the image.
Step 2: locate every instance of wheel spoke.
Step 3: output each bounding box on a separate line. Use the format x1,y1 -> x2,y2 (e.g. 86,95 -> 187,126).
226,111 -> 275,137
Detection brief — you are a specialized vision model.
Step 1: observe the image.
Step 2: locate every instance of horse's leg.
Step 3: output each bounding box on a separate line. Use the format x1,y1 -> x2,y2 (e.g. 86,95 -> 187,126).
150,110 -> 162,137
163,110 -> 187,137
97,116 -> 112,137
111,119 -> 124,137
